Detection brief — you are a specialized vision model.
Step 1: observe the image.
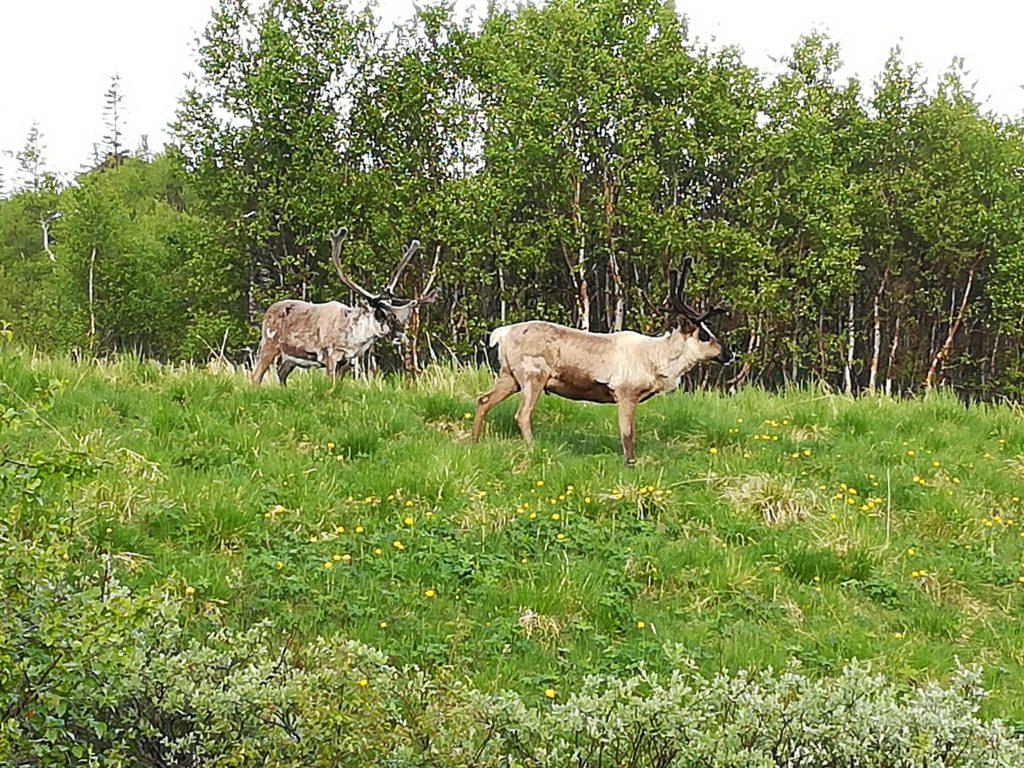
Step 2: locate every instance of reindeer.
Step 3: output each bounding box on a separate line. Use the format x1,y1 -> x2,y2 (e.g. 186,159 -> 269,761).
252,227 -> 437,386
471,257 -> 732,464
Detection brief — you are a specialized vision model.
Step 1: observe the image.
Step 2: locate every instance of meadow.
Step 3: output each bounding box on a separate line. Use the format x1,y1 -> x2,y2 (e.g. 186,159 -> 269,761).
4,348 -> 1024,725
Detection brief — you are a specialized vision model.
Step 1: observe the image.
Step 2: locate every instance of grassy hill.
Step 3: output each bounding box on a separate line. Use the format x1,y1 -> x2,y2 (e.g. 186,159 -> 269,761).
4,349 -> 1024,722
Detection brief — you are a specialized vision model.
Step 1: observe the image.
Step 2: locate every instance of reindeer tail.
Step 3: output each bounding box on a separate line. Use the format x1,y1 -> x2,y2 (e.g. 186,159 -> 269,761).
488,325 -> 511,349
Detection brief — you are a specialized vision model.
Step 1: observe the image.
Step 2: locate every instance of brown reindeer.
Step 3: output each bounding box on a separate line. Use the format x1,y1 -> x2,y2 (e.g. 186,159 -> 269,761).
252,228 -> 437,386
471,258 -> 731,463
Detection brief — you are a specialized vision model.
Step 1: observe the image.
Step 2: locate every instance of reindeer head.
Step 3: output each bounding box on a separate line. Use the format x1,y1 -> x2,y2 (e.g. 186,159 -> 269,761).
666,257 -> 733,364
330,227 -> 439,334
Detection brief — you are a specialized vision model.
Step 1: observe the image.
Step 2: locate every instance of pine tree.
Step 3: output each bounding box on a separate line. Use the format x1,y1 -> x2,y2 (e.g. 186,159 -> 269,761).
101,74 -> 127,168
16,123 -> 48,191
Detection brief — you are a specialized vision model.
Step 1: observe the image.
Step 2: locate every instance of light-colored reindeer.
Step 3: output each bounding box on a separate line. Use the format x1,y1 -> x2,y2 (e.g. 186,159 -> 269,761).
252,227 -> 437,386
471,257 -> 732,464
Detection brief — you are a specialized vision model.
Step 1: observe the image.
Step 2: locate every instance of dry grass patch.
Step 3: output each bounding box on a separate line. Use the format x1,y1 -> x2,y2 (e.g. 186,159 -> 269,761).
517,608 -> 563,644
722,474 -> 818,525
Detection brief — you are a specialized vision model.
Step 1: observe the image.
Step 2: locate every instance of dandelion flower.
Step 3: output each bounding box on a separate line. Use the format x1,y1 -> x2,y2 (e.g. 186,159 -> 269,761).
584,497 -> 592,504
544,689 -> 557,700
324,561 -> 334,570
327,442 -> 335,450
405,499 -> 414,507
556,533 -> 566,541
636,621 -> 646,629
424,589 -> 437,599
333,554 -> 343,562
374,547 -> 383,556
358,678 -> 369,687
536,480 -> 545,488
550,513 -> 560,521
341,554 -> 352,563
709,447 -> 718,456
906,450 -> 915,457
404,516 -> 415,527
184,586 -> 195,596
906,547 -> 916,557
275,561 -> 284,570
379,621 -> 388,629
355,526 -> 365,534
392,541 -> 405,551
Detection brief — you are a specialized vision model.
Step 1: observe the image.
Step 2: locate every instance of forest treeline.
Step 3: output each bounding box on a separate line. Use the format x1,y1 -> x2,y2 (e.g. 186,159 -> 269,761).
2,0 -> 1024,397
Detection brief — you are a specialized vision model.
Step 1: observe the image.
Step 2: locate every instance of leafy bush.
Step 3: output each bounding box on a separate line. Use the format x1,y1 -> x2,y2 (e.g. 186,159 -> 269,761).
3,528 -> 1022,767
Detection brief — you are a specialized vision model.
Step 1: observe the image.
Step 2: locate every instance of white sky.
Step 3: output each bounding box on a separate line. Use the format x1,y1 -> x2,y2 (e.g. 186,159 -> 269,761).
1,0 -> 1022,188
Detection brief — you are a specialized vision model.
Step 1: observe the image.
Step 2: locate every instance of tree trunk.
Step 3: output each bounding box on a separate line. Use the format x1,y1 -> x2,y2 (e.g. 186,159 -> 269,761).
868,267 -> 889,395
885,316 -> 900,397
925,259 -> 979,392
571,173 -> 589,330
497,263 -> 507,323
88,247 -> 97,346
844,293 -> 855,395
728,316 -> 760,392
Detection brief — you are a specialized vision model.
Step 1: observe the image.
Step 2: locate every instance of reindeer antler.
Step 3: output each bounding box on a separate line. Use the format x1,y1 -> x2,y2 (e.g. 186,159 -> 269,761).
330,226 -> 377,302
667,256 -> 728,324
383,239 -> 421,295
417,244 -> 442,303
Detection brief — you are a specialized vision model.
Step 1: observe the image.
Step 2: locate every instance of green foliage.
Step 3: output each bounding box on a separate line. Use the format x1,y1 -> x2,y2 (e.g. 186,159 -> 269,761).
4,0 -> 1024,387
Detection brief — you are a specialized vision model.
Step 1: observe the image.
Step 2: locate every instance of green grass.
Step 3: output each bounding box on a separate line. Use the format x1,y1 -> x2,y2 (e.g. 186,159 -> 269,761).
4,349 -> 1024,720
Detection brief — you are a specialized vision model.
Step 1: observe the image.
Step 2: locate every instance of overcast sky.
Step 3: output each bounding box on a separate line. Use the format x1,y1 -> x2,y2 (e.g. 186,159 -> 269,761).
2,0 -> 1022,186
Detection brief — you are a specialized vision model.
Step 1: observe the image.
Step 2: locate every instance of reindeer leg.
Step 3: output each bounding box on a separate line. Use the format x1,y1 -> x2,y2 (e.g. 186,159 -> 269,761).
323,352 -> 338,386
616,397 -> 638,465
514,377 -> 543,447
277,360 -> 297,386
334,357 -> 351,381
252,342 -> 277,386
472,371 -> 520,442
